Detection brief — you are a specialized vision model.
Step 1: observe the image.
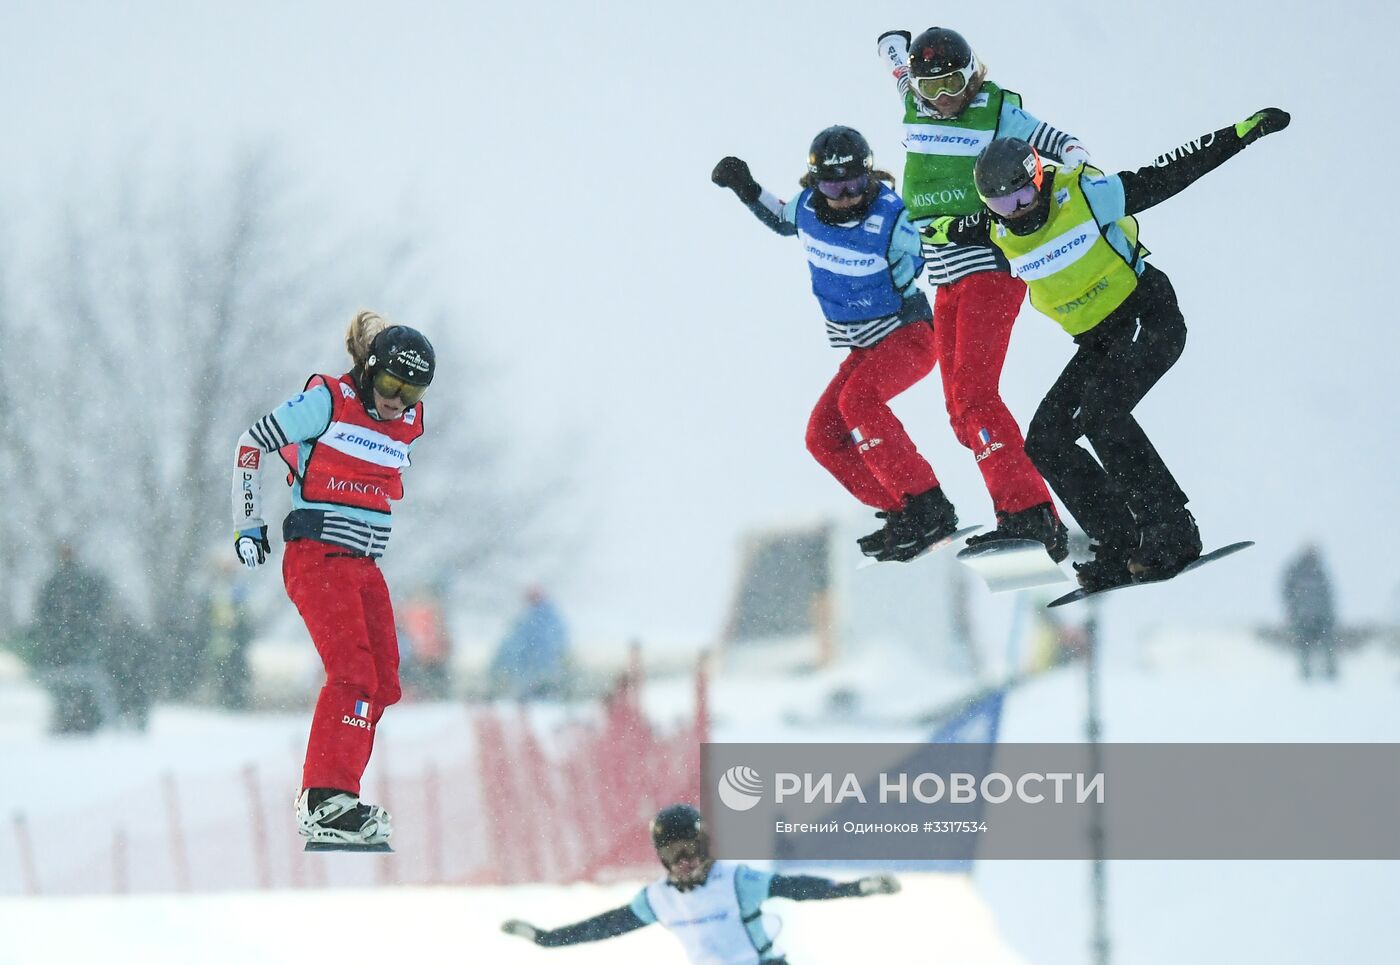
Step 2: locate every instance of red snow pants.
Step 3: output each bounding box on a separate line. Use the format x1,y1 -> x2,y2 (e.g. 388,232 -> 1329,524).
932,271 -> 1055,515
283,540 -> 401,796
805,319 -> 941,512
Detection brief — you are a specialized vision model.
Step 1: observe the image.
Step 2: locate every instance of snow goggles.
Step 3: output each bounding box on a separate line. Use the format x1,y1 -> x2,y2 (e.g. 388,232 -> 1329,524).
372,370 -> 428,406
912,67 -> 973,102
983,181 -> 1041,217
658,838 -> 706,868
816,173 -> 869,199
982,149 -> 1045,217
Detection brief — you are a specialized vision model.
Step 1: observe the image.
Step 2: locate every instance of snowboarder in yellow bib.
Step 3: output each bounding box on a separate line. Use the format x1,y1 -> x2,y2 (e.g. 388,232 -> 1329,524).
924,108 -> 1290,590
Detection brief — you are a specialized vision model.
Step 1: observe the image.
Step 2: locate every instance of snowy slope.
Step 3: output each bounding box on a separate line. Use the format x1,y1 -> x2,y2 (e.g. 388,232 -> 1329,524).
976,629 -> 1400,965
3,627 -> 1398,963
0,872 -> 1022,965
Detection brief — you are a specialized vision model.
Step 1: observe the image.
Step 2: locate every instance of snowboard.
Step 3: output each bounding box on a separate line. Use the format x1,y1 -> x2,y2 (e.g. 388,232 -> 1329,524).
856,524 -> 982,570
1046,540 -> 1254,608
304,840 -> 394,854
955,537 -> 1071,593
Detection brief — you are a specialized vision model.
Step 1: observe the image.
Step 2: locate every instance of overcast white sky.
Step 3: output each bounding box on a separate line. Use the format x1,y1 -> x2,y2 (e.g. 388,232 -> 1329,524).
1,0 -> 1394,650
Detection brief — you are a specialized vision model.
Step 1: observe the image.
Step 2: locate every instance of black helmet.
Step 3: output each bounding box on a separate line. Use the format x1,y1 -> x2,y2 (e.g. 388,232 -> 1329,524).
974,138 -> 1042,201
362,325 -> 435,410
807,126 -> 873,182
974,138 -> 1050,233
650,804 -> 705,851
368,325 -> 435,386
908,28 -> 981,111
806,126 -> 879,225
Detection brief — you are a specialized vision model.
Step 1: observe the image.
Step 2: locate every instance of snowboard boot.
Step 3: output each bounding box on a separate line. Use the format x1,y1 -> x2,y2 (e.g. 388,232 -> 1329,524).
963,502 -> 1070,562
297,787 -> 392,846
1073,540 -> 1137,593
877,486 -> 959,562
857,510 -> 895,558
1128,508 -> 1202,581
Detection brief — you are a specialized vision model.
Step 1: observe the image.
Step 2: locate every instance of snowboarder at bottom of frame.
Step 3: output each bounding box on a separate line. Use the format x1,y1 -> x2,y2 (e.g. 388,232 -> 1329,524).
500,803 -> 901,963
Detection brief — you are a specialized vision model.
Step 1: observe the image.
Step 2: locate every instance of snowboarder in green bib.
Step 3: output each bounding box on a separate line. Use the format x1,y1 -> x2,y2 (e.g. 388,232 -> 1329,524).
924,108 -> 1290,590
874,27 -> 1091,562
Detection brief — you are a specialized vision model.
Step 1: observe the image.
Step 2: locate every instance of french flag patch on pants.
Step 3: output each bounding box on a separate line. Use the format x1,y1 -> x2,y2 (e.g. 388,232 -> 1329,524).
354,699 -> 371,719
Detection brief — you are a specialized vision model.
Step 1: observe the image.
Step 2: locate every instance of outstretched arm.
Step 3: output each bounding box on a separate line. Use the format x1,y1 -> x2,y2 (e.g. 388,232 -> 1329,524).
502,906 -> 650,948
712,157 -> 798,237
768,872 -> 901,901
1119,108 -> 1290,215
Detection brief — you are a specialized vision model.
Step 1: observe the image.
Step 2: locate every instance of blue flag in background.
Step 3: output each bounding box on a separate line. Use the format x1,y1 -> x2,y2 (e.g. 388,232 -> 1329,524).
774,687 -> 1005,876
930,687 -> 1004,745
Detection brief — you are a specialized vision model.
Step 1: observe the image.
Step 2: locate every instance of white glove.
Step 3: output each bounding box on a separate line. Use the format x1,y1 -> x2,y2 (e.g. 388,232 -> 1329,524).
857,873 -> 901,895
1060,142 -> 1093,171
501,920 -> 541,943
877,30 -> 911,79
235,526 -> 271,570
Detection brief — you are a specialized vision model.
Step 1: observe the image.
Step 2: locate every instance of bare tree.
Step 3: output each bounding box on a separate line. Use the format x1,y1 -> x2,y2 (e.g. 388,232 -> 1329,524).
0,224 -> 45,629
13,147 -> 575,696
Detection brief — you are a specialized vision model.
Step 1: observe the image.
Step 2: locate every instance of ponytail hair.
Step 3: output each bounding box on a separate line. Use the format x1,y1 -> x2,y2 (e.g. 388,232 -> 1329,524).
345,310 -> 388,373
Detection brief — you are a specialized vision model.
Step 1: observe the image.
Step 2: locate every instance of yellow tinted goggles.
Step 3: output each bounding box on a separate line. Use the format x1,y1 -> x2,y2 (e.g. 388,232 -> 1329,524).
913,69 -> 972,101
372,370 -> 428,406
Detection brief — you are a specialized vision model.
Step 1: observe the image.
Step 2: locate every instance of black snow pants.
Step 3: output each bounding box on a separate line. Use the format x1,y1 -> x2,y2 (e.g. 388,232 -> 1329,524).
1024,263 -> 1190,549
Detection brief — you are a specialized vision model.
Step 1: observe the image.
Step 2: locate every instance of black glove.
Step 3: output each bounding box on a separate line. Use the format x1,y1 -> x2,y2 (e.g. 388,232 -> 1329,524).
1235,108 -> 1290,146
712,156 -> 761,204
234,526 -> 271,569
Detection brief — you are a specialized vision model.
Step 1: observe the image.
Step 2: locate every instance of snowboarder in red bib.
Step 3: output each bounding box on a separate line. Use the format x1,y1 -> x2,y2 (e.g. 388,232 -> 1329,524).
876,27 -> 1091,561
230,310 -> 434,848
712,126 -> 959,562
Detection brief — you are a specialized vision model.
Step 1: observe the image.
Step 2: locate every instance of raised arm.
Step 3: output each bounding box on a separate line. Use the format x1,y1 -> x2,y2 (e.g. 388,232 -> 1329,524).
712,157 -> 798,237
501,905 -> 650,948
876,30 -> 914,102
1119,108 -> 1290,215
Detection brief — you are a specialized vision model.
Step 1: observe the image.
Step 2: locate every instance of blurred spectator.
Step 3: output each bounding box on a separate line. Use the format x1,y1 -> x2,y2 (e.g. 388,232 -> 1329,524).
1282,544 -> 1337,681
400,586 -> 453,700
1027,606 -> 1088,674
489,585 -> 571,699
205,559 -> 254,709
103,613 -> 158,730
29,543 -> 115,733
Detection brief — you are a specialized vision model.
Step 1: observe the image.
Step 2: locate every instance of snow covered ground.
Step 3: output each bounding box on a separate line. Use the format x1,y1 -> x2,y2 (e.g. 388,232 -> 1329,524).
2,626 -> 1398,963
976,627 -> 1400,965
0,872 -> 1020,965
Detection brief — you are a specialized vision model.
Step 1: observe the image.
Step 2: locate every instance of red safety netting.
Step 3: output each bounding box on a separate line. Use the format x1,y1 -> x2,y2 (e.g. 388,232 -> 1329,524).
2,656 -> 708,896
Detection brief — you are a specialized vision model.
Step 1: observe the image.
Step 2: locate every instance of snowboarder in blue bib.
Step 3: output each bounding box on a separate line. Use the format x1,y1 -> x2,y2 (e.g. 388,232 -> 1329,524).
501,803 -> 901,964
924,108 -> 1290,590
712,126 -> 958,562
